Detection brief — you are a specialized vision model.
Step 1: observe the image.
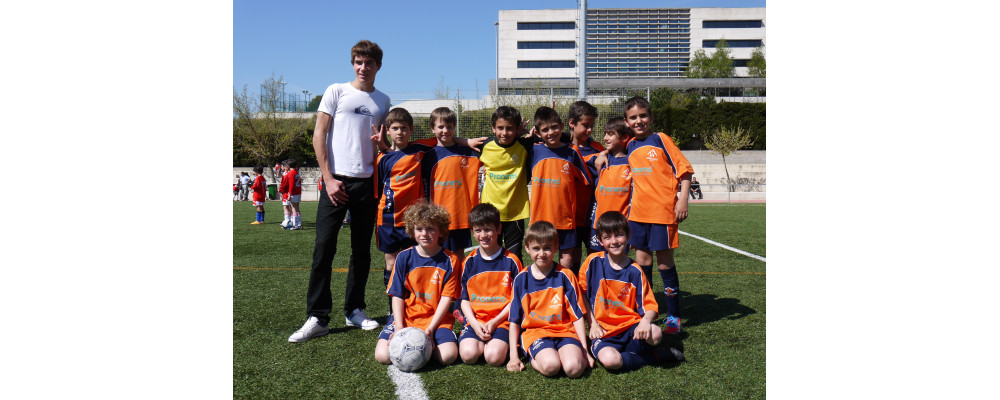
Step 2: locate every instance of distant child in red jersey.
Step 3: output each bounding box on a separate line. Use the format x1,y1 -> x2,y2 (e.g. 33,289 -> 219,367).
458,203 -> 525,366
567,101 -> 603,264
375,108 -> 435,312
580,211 -> 684,371
233,175 -> 240,201
375,201 -> 462,366
278,159 -> 303,230
623,96 -> 694,334
250,165 -> 267,225
528,107 -> 592,274
587,117 -> 633,252
506,221 -> 593,378
422,107 -> 482,255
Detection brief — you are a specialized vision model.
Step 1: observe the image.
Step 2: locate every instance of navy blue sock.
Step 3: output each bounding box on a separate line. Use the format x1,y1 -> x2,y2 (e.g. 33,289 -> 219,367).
260,210 -> 265,222
659,267 -> 680,317
641,264 -> 654,286
383,269 -> 392,289
620,351 -> 646,371
256,211 -> 262,222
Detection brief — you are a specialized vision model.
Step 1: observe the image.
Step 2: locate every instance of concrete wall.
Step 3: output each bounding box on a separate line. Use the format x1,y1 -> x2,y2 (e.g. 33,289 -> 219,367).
234,150 -> 765,202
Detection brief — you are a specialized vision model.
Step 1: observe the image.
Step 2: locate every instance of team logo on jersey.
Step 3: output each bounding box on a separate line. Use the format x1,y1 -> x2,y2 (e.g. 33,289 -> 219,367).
646,149 -> 658,162
431,271 -> 441,285
561,163 -> 571,176
501,274 -> 511,287
618,285 -> 631,300
622,168 -> 631,179
549,296 -> 562,310
509,153 -> 520,166
354,105 -> 373,116
460,158 -> 469,168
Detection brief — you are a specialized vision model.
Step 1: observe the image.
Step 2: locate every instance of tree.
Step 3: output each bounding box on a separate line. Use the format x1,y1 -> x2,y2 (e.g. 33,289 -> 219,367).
748,46 -> 766,78
433,75 -> 450,99
686,39 -> 734,78
704,124 -> 754,192
233,73 -> 310,174
305,95 -> 322,112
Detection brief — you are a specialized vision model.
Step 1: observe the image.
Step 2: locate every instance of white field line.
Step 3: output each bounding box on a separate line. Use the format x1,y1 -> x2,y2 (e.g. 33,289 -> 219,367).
387,365 -> 429,400
679,230 -> 766,262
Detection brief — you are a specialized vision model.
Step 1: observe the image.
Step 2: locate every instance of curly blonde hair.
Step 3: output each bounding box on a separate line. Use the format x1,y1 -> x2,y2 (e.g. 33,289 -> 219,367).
403,201 -> 451,245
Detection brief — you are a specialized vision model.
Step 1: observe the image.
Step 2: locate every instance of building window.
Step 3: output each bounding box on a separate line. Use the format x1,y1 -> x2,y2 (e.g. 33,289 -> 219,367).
703,40 -> 764,48
517,60 -> 576,68
732,59 -> 750,67
517,22 -> 575,30
518,41 -> 576,49
703,20 -> 763,29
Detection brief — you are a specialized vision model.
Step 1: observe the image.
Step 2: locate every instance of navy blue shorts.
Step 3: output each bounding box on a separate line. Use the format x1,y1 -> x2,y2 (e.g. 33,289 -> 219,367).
458,325 -> 509,344
444,228 -> 472,255
590,323 -> 650,358
378,315 -> 458,345
376,225 -> 415,253
524,336 -> 583,360
556,229 -> 578,250
628,221 -> 678,251
587,227 -> 605,252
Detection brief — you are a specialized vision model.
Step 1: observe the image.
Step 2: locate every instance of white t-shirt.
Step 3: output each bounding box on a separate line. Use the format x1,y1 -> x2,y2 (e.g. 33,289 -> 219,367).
318,82 -> 391,178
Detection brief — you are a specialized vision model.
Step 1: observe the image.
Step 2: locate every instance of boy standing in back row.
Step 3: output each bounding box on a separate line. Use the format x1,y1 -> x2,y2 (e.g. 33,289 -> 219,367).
422,107 -> 482,254
623,96 -> 694,334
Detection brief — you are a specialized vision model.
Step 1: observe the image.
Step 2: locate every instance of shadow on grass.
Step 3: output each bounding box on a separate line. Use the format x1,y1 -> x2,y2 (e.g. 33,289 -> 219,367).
654,290 -> 756,331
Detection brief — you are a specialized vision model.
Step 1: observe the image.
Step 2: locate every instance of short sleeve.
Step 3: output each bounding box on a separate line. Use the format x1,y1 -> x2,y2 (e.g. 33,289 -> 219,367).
318,84 -> 339,117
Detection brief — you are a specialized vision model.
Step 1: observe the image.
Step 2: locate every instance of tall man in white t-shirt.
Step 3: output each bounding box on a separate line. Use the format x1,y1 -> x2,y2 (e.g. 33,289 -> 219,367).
289,40 -> 390,342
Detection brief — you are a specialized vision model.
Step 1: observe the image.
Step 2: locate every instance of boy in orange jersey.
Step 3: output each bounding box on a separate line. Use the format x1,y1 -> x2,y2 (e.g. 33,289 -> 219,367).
374,201 -> 462,366
528,107 -> 592,274
506,221 -> 592,377
623,96 -> 694,334
421,107 -> 483,254
587,117 -> 633,253
250,165 -> 267,224
374,108 -> 437,310
567,101 -> 603,263
580,211 -> 684,371
457,203 -> 525,366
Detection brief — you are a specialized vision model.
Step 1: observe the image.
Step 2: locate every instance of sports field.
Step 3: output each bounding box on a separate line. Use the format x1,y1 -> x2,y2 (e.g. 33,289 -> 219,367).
233,201 -> 765,399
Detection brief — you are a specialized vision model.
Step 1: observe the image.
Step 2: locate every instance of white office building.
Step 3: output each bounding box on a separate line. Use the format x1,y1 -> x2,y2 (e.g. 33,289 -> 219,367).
493,7 -> 765,96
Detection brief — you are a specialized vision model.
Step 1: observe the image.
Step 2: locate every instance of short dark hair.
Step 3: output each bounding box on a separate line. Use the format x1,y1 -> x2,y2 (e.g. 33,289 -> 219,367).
595,211 -> 630,239
253,165 -> 264,174
623,96 -> 652,119
430,107 -> 457,128
567,100 -> 597,125
491,105 -> 522,128
285,158 -> 299,169
350,40 -> 383,66
525,220 -> 558,248
533,106 -> 562,128
469,203 -> 501,229
603,117 -> 632,139
385,108 -> 414,129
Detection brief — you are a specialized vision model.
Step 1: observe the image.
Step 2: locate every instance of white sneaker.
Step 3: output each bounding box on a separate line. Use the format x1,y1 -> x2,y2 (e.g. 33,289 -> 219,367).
288,316 -> 330,343
345,308 -> 379,330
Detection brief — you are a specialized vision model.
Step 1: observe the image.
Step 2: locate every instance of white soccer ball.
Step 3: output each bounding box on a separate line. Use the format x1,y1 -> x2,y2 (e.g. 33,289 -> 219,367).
388,327 -> 433,372
281,219 -> 292,229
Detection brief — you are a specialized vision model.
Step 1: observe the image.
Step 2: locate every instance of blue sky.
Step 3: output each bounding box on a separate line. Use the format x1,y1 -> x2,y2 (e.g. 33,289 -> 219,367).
234,0 -> 766,103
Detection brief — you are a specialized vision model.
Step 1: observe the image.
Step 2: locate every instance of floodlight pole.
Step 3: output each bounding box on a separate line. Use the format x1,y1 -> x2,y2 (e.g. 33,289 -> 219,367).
578,0 -> 586,100
494,21 -> 500,97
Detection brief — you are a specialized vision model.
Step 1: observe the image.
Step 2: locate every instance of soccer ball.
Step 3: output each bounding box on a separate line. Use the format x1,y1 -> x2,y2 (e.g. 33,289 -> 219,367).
388,327 -> 433,372
281,219 -> 292,229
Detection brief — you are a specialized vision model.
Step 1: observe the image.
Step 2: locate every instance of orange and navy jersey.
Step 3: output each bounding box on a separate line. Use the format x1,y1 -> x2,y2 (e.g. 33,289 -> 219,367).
529,144 -> 592,230
625,132 -> 694,224
591,154 -> 632,229
573,138 -> 605,227
460,247 -> 525,330
251,175 -> 266,202
386,247 -> 462,331
375,142 -> 433,227
508,265 -> 586,347
423,145 -> 483,230
578,252 -> 658,338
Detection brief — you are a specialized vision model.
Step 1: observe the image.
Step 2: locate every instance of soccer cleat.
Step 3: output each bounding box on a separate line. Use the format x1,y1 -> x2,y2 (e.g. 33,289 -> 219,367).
453,309 -> 466,326
652,346 -> 686,362
662,315 -> 682,335
250,221 -> 263,225
288,316 -> 330,343
345,308 -> 379,330
290,225 -> 302,230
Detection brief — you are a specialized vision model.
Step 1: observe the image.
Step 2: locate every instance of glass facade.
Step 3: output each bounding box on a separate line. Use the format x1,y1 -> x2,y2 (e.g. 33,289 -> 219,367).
517,22 -> 575,30
517,41 -> 576,49
585,8 -> 692,78
517,60 -> 576,68
702,20 -> 763,29
703,40 -> 763,48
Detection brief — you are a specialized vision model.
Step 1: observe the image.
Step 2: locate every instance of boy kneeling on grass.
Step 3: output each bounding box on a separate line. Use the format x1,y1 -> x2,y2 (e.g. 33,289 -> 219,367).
374,201 -> 461,367
579,211 -> 685,371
